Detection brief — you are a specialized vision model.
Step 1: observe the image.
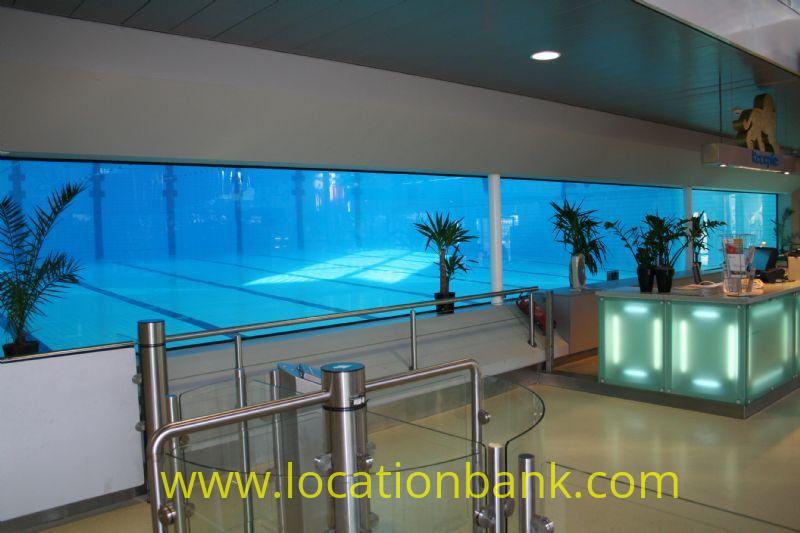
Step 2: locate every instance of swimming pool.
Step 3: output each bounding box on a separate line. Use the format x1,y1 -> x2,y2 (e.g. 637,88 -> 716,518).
27,250 -> 612,351
3,158 -> 775,353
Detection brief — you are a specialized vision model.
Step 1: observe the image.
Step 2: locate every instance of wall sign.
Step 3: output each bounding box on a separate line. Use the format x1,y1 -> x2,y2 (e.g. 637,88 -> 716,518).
702,143 -> 797,175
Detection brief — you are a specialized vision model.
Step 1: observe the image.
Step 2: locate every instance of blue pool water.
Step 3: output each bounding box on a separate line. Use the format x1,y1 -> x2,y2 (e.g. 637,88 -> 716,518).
30,251 -> 599,351
0,159 -> 777,352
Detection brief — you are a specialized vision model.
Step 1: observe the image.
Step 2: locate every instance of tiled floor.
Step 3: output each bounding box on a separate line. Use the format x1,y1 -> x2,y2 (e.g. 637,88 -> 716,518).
45,382 -> 800,532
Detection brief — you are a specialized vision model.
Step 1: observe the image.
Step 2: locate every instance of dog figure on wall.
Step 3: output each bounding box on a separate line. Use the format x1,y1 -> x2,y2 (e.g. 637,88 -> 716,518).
733,94 -> 780,153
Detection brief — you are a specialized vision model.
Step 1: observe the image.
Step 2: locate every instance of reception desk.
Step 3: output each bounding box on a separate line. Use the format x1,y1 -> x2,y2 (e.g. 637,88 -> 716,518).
597,282 -> 799,406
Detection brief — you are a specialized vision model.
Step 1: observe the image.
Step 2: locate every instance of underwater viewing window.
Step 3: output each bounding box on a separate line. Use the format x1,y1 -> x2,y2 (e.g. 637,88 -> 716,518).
0,159 -> 782,353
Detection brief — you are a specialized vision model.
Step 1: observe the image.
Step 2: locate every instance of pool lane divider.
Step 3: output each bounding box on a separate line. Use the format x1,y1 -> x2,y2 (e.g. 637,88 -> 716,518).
79,281 -> 224,334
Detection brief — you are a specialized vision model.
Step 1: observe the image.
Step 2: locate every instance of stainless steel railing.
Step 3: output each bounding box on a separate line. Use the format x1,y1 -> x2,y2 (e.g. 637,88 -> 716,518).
139,288 -> 557,532
146,358 -> 486,533
0,286 -> 542,366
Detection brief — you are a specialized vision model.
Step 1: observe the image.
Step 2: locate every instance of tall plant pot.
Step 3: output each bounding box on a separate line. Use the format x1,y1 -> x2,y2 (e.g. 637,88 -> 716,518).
435,291 -> 455,315
692,261 -> 702,283
569,253 -> 586,291
636,266 -> 655,293
655,266 -> 675,294
2,339 -> 40,357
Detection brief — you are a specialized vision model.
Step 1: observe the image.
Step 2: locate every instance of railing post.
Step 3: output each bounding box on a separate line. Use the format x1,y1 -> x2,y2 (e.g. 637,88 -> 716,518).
528,290 -> 536,348
138,319 -> 168,448
409,309 -> 418,370
477,442 -> 512,532
322,362 -> 372,533
518,453 -> 554,533
545,292 -> 555,373
165,394 -> 189,533
518,453 -> 536,533
233,334 -> 255,533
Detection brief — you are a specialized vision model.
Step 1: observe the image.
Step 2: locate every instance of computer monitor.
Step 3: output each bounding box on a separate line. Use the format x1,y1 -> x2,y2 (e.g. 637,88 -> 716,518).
752,247 -> 778,272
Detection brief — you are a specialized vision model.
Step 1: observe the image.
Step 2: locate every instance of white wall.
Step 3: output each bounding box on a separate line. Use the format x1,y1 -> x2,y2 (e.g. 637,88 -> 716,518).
0,348 -> 143,521
0,7 -> 796,193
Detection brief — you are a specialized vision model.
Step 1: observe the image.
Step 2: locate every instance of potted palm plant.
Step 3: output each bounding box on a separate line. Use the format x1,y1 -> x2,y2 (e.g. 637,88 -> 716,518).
685,212 -> 726,282
643,214 -> 687,293
604,220 -> 655,292
414,212 -> 476,314
0,182 -> 86,357
550,200 -> 606,290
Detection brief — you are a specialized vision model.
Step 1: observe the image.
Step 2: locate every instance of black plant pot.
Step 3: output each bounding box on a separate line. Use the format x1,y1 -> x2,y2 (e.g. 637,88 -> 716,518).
692,262 -> 702,284
435,291 -> 455,314
655,267 -> 675,294
3,339 -> 40,357
636,266 -> 655,293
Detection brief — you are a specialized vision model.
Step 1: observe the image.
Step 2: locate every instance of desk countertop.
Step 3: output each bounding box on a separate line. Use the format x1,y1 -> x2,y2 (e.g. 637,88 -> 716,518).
597,280 -> 800,305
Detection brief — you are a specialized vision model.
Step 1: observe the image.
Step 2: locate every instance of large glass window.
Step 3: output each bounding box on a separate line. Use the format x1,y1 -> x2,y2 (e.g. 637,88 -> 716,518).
692,190 -> 778,269
0,158 -> 781,353
501,180 -> 685,287
0,160 -> 490,351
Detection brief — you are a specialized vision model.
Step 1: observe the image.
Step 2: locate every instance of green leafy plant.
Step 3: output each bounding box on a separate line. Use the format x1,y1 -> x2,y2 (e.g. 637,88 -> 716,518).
0,182 -> 86,352
642,214 -> 686,269
603,220 -> 653,268
550,200 -> 606,275
414,212 -> 476,295
685,212 -> 726,264
773,207 -> 796,253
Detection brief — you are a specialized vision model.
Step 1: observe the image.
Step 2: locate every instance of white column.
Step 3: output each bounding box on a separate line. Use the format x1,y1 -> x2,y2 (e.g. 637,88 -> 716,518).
684,186 -> 693,271
488,174 -> 503,305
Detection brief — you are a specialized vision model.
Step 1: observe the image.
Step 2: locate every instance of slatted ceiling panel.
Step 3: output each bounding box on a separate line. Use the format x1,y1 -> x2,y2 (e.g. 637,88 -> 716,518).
288,0 -> 454,61
255,0 -> 405,52
70,0 -> 147,24
214,0 -> 337,46
122,0 -> 214,31
171,0 -> 277,40
6,0 -> 799,148
12,0 -> 82,16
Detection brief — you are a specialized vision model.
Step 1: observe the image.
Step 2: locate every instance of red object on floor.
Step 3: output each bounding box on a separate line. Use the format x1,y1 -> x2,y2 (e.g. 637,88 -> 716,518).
516,297 -> 551,330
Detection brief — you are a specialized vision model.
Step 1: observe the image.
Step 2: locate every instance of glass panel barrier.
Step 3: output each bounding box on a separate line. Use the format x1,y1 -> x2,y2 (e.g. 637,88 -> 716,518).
167,375 -> 493,532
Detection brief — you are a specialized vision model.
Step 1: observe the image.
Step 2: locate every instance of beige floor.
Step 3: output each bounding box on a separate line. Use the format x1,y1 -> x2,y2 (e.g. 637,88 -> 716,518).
554,354 -> 599,377
46,382 -> 800,532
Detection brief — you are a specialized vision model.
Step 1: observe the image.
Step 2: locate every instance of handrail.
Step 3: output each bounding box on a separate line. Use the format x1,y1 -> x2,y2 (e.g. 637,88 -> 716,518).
164,286 -> 538,343
0,340 -> 135,364
147,358 -> 485,532
0,286 -> 537,364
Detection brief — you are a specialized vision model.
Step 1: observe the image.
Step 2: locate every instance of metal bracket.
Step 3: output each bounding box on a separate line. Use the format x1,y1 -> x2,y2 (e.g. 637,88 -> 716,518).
314,453 -> 332,475
478,409 -> 492,425
475,507 -> 495,529
157,504 -> 176,526
532,514 -> 555,532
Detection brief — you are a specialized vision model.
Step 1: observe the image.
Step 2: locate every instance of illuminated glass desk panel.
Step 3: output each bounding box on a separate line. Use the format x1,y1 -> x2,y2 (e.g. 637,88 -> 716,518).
599,286 -> 798,405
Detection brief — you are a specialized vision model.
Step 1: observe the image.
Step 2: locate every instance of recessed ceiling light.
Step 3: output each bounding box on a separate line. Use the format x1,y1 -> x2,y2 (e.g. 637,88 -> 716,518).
784,171 -> 790,175
719,164 -> 727,168
530,50 -> 560,61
